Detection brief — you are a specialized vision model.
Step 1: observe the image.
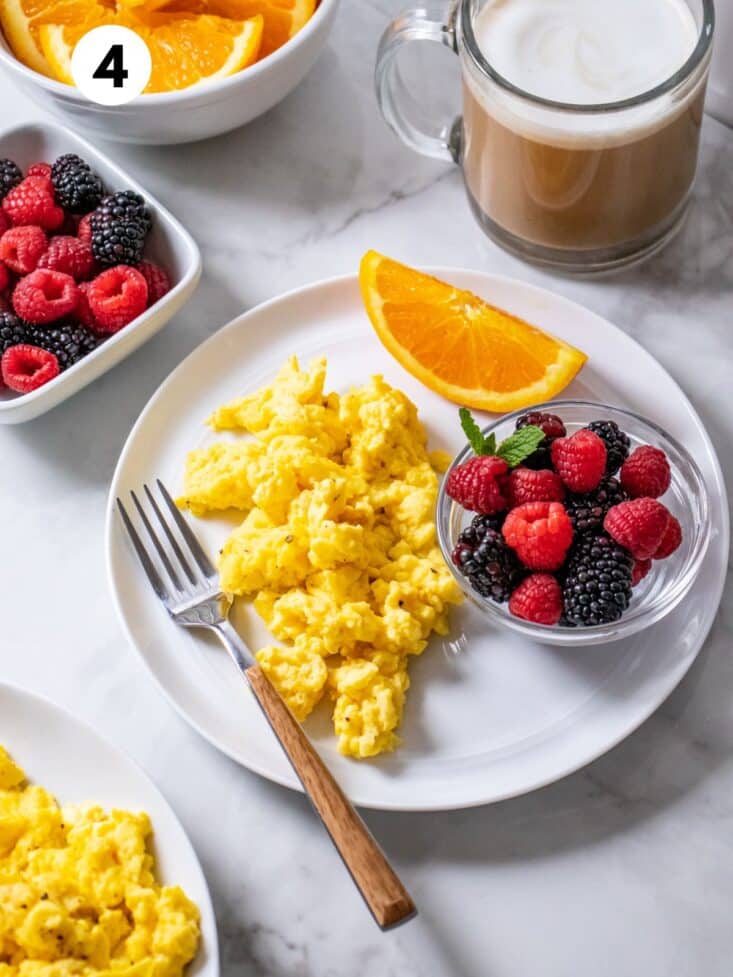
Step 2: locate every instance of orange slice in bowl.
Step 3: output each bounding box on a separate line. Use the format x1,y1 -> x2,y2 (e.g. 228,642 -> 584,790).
40,10 -> 263,90
207,0 -> 315,57
152,0 -> 315,57
359,250 -> 588,413
0,0 -> 105,76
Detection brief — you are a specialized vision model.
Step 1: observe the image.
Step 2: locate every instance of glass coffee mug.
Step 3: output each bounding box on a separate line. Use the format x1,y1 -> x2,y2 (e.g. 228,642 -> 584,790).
376,0 -> 715,273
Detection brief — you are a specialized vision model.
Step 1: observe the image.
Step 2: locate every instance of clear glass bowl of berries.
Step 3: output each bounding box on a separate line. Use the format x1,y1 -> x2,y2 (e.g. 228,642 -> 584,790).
436,401 -> 711,646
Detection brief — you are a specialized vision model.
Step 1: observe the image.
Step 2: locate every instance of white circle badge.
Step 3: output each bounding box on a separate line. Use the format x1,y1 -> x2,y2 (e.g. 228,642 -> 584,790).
71,25 -> 152,106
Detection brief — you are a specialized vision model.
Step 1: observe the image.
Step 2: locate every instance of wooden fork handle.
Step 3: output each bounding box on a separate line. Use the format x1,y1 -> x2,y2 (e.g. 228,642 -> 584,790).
246,664 -> 416,930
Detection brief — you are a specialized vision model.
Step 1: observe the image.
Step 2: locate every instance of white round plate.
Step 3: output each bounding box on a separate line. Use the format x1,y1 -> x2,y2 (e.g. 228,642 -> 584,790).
106,270 -> 729,812
0,682 -> 219,976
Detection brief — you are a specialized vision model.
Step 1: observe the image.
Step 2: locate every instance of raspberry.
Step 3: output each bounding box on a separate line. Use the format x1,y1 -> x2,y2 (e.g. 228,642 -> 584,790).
12,269 -> 79,325
586,420 -> 631,474
551,429 -> 607,493
86,265 -> 148,332
509,574 -> 563,626
75,281 -> 98,330
0,159 -> 22,200
620,445 -> 671,499
562,534 -> 634,626
27,162 -> 52,180
0,225 -> 47,274
604,498 -> 671,560
2,176 -> 64,230
38,235 -> 94,280
631,559 -> 652,586
23,172 -> 53,194
138,261 -> 171,305
1,343 -> 59,392
446,455 -> 509,514
452,514 -> 524,601
0,211 -> 9,235
515,410 -> 566,469
77,213 -> 93,244
506,467 -> 565,508
0,262 -> 7,292
502,501 -> 574,571
653,514 -> 682,559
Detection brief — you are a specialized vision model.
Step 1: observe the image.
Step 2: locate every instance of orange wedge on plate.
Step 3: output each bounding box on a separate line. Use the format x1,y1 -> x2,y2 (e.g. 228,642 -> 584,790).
359,250 -> 588,413
40,9 -> 263,90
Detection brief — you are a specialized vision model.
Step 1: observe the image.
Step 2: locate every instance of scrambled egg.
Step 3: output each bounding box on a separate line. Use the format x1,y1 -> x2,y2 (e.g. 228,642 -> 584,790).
179,357 -> 462,758
0,746 -> 200,977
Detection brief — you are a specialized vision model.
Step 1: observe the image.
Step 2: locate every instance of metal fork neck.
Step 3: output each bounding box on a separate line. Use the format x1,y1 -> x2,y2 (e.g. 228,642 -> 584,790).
214,617 -> 257,672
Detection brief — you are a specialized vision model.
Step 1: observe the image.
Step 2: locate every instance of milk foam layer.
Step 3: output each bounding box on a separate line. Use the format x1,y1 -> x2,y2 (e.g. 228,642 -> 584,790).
474,0 -> 699,105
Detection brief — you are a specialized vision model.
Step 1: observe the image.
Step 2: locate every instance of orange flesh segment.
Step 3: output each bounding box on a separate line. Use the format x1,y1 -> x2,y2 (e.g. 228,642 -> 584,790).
39,9 -> 262,90
1,0 -> 312,83
149,0 -> 314,56
359,251 -> 588,412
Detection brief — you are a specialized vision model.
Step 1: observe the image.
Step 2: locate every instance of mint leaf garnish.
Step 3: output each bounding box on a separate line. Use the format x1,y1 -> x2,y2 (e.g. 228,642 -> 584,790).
459,407 -> 486,454
496,425 -> 545,467
459,408 -> 543,464
459,407 -> 496,456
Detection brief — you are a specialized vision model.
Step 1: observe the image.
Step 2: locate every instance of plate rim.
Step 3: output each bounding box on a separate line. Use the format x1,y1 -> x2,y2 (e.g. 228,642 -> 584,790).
0,679 -> 220,975
105,268 -> 730,811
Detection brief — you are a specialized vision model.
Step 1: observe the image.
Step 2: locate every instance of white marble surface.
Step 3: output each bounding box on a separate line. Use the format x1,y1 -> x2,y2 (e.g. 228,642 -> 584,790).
1,2 -> 732,974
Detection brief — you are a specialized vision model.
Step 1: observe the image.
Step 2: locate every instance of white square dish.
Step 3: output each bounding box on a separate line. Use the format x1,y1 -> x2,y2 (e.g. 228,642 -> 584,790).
0,122 -> 201,423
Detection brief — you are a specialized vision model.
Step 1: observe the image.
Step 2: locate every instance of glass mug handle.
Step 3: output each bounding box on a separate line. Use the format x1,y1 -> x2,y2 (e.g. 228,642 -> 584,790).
375,7 -> 460,163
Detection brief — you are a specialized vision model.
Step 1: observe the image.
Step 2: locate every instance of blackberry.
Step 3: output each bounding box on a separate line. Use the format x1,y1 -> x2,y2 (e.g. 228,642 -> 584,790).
95,190 -> 152,232
516,411 -> 566,440
452,515 -> 524,602
519,444 -> 553,470
457,512 -> 506,542
90,218 -> 147,267
0,312 -> 29,354
0,158 -> 22,200
51,154 -> 104,214
586,420 -> 631,475
516,410 -> 566,470
565,477 -> 628,535
562,533 -> 634,627
27,322 -> 98,371
90,190 -> 152,267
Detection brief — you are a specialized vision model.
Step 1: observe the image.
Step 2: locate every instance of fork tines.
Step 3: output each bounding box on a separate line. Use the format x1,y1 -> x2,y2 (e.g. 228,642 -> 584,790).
117,480 -> 216,604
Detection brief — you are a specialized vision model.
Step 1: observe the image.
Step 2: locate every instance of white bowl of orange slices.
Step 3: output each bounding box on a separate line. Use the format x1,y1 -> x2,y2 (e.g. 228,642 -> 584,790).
0,0 -> 339,144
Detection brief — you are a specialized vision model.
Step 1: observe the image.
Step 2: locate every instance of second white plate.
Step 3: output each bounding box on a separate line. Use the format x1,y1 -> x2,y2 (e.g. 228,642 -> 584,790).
0,682 -> 219,977
106,270 -> 729,811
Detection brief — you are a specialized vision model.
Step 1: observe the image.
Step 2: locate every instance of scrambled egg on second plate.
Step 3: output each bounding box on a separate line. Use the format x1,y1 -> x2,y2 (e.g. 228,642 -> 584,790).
178,357 -> 463,758
0,746 -> 200,977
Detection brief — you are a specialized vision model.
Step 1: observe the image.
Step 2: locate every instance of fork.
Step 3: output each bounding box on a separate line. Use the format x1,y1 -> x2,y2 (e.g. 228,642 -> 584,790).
117,479 -> 416,931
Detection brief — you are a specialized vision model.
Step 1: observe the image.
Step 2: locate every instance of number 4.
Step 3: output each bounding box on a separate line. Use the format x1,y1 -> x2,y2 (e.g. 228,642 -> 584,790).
93,44 -> 129,88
